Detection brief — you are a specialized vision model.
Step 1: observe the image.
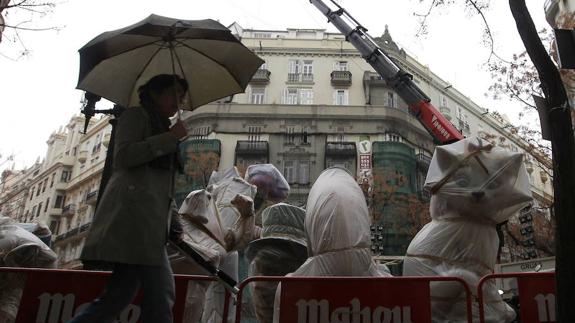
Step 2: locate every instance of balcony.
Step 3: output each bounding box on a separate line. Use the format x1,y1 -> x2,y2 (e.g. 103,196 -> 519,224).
85,190 -> 98,205
48,207 -> 63,217
62,204 -> 76,217
287,73 -> 314,84
54,223 -> 91,244
250,69 -> 271,84
325,142 -> 357,158
78,150 -> 88,164
235,141 -> 269,156
331,70 -> 352,86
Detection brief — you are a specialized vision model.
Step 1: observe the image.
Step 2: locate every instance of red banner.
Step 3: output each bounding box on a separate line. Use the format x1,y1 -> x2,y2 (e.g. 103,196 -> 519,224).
279,279 -> 431,323
9,270 -> 198,323
517,275 -> 556,323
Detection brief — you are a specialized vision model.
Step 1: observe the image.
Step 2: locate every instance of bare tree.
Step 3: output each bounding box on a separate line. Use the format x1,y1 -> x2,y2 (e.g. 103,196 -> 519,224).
0,0 -> 58,59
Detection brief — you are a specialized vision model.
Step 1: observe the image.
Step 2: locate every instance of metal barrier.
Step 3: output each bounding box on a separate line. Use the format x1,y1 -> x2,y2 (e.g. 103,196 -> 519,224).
0,267 -> 230,323
477,272 -> 556,323
234,276 -> 473,323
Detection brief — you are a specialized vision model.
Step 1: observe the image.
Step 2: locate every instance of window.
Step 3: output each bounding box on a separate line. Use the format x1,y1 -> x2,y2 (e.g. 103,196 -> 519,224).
284,161 -> 295,183
299,89 -> 314,105
384,132 -> 403,142
387,92 -> 396,108
326,159 -> 353,172
298,160 -> 310,184
456,106 -> 463,120
302,60 -> 313,81
283,160 -> 310,185
60,170 -> 70,183
254,32 -> 271,38
284,88 -> 299,105
285,126 -> 297,144
30,187 -> 34,200
302,128 -> 309,144
54,195 -> 64,208
37,203 -> 42,217
334,90 -> 349,105
288,60 -> 301,74
49,220 -> 60,235
250,87 -> 265,104
50,173 -> 55,188
283,88 -> 314,105
42,179 -> 47,193
31,206 -> 36,217
440,95 -> 448,107
248,126 -> 262,142
335,61 -> 348,71
45,198 -> 50,212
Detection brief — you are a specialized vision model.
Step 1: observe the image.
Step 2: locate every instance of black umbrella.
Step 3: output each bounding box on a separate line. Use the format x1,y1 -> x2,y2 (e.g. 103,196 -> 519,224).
77,14 -> 263,109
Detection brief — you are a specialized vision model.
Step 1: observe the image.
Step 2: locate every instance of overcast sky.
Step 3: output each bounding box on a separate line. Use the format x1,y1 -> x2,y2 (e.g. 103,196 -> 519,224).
0,0 -> 547,172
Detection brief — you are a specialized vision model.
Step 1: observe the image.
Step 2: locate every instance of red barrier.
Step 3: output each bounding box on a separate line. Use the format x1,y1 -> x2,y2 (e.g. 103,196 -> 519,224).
477,272 -> 556,323
234,276 -> 473,323
0,267 -> 225,323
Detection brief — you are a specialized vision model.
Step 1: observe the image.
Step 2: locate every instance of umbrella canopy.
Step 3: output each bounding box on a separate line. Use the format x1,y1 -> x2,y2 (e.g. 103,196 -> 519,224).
77,14 -> 264,109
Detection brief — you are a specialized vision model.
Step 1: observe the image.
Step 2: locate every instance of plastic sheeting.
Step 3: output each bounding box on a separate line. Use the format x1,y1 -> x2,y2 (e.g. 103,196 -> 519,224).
0,217 -> 57,323
403,137 -> 532,323
294,167 -> 385,277
245,164 -> 290,203
0,217 -> 57,268
273,168 -> 388,321
174,169 -> 259,323
176,189 -> 227,265
246,204 -> 308,323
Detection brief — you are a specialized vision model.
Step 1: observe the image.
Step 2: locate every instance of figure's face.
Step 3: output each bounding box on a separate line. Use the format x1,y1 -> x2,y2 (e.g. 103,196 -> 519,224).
152,84 -> 185,117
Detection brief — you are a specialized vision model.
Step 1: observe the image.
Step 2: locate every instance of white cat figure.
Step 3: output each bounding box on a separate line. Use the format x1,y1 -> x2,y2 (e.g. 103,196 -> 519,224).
403,137 -> 532,323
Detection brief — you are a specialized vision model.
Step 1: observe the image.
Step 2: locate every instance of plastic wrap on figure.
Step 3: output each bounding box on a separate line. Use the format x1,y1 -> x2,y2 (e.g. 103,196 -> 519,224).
245,203 -> 308,323
0,217 -> 57,323
403,137 -> 532,323
273,167 -> 389,321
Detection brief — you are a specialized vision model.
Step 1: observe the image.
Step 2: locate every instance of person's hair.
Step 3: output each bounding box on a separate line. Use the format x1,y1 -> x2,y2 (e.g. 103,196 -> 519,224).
138,74 -> 188,105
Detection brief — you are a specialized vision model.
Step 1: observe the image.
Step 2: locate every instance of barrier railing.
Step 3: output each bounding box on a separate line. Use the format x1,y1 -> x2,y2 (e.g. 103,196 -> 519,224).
234,276 -> 473,323
477,272 -> 556,323
0,267 -> 230,323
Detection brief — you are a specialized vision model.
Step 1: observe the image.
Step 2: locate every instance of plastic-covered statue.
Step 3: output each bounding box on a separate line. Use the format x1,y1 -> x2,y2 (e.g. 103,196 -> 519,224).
245,203 -> 307,323
273,167 -> 389,321
403,137 -> 532,323
0,217 -> 57,322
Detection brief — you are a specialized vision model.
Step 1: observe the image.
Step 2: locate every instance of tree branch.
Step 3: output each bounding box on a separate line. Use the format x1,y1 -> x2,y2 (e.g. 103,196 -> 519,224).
415,0 -> 438,37
0,22 -> 57,31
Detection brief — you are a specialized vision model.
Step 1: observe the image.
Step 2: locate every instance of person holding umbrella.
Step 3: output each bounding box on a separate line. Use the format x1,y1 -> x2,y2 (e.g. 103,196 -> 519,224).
68,74 -> 188,323
70,14 -> 264,323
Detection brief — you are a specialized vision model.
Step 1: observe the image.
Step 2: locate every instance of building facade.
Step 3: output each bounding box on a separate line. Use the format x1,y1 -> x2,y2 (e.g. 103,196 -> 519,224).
177,24 -> 555,264
0,24 -> 555,269
50,117 -> 110,269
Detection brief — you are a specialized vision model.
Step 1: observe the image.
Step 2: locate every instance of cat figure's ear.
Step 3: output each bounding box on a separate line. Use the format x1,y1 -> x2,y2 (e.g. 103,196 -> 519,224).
468,137 -> 493,154
435,146 -> 460,171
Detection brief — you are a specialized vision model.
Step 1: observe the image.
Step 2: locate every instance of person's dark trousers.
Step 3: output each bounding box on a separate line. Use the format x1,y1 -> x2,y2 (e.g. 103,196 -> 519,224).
68,248 -> 175,323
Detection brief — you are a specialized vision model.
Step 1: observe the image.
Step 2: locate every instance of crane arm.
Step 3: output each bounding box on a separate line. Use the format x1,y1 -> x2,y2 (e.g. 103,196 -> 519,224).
309,0 -> 463,144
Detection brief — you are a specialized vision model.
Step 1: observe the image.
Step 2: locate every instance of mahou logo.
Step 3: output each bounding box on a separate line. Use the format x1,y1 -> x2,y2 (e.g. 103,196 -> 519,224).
296,298 -> 413,323
35,292 -> 141,323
